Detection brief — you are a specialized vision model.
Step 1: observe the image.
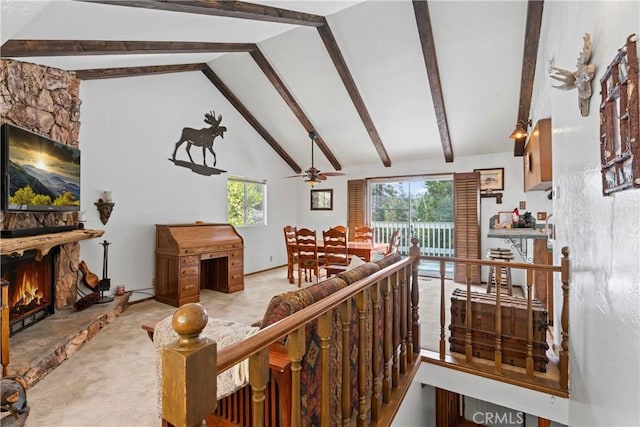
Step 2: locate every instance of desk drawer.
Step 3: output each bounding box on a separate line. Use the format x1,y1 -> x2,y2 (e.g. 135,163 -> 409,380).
180,277 -> 199,296
180,265 -> 199,277
229,257 -> 243,268
180,255 -> 199,266
201,251 -> 228,260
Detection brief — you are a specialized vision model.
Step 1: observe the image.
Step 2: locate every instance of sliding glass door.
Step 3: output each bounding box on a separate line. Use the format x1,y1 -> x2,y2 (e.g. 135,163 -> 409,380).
368,175 -> 454,277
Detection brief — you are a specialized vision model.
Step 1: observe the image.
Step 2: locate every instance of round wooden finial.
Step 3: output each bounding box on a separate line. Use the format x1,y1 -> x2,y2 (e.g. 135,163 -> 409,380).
172,303 -> 208,347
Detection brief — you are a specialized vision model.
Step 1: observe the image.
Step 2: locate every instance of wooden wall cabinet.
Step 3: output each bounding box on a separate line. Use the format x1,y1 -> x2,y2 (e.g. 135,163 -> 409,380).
523,118 -> 553,191
155,223 -> 244,307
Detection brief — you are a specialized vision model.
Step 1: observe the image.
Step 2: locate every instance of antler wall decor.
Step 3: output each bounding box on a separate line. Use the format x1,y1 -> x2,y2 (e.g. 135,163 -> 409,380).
549,33 -> 596,116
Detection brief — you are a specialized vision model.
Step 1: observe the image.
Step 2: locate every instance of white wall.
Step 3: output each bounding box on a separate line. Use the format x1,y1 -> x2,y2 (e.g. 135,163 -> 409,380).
398,2 -> 639,426
531,2 -> 640,425
78,71 -> 299,301
303,151 -> 552,279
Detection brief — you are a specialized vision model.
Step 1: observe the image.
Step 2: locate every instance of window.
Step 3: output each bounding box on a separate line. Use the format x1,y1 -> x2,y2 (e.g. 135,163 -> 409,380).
227,176 -> 266,226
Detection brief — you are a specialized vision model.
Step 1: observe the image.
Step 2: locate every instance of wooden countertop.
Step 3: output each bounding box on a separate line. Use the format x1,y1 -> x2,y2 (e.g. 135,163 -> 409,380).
487,227 -> 549,239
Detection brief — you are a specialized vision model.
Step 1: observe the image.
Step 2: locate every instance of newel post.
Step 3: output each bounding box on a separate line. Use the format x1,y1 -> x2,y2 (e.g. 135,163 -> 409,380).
409,237 -> 421,352
162,303 -> 217,427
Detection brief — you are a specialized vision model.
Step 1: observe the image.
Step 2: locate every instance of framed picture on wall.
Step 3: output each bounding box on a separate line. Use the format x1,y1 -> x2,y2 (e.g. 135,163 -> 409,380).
311,189 -> 333,211
474,168 -> 504,192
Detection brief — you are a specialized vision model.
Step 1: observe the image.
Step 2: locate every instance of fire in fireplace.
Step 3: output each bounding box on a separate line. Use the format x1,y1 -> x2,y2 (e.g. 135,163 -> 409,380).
1,250 -> 55,335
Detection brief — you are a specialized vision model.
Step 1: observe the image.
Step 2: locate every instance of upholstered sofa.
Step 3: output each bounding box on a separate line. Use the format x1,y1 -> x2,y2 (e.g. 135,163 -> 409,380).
153,252 -> 406,427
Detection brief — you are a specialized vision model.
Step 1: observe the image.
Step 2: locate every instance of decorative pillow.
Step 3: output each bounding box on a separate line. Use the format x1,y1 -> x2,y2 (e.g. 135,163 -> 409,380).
337,262 -> 380,285
153,316 -> 258,415
375,252 -> 403,269
259,276 -> 348,329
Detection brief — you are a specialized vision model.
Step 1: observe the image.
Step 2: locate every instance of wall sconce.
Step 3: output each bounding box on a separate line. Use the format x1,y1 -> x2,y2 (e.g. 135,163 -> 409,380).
509,119 -> 532,139
95,191 -> 114,225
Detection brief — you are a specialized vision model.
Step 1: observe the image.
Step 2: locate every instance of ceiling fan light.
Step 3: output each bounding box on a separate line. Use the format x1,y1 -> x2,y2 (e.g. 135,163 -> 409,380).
305,179 -> 319,187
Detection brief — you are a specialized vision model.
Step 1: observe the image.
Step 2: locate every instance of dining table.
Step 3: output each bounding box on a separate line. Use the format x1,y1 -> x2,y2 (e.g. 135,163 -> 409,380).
286,240 -> 388,283
319,241 -> 388,262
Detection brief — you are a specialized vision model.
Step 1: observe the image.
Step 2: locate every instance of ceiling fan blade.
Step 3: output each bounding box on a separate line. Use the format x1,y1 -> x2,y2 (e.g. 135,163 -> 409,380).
284,174 -> 306,178
315,174 -> 328,181
319,172 -> 346,177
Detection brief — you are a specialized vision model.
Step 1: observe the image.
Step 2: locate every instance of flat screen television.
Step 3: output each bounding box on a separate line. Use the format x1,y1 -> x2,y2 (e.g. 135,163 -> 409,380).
1,123 -> 80,212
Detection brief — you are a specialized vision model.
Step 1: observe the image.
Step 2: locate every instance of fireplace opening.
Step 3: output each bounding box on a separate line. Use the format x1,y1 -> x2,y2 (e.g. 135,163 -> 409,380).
1,249 -> 56,335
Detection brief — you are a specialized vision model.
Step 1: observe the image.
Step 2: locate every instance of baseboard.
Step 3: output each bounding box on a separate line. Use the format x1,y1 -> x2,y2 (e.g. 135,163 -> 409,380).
245,264 -> 287,276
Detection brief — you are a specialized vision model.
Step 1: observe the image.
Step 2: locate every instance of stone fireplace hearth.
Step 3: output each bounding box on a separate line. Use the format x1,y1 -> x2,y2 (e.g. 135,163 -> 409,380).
1,228 -> 131,388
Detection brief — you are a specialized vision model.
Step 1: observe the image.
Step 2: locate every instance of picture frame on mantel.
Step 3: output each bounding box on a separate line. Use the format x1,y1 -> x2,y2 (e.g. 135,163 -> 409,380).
475,167 -> 504,192
311,189 -> 333,211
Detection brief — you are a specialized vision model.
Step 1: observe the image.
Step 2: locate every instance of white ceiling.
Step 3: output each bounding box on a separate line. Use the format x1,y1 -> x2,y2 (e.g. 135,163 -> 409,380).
1,0 -> 527,174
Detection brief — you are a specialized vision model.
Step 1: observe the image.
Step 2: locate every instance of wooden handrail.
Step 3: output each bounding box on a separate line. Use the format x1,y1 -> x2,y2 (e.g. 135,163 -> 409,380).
216,257 -> 414,373
162,254 -> 419,427
161,244 -> 570,427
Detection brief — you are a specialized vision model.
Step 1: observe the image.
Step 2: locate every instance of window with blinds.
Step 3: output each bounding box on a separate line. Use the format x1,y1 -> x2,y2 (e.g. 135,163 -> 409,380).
453,172 -> 481,284
347,179 -> 366,240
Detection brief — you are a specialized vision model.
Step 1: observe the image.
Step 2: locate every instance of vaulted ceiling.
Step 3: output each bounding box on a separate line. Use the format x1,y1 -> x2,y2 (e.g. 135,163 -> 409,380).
1,0 -> 542,175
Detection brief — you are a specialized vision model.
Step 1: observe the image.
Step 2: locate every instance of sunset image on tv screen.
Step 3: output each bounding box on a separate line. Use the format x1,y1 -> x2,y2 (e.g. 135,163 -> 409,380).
5,125 -> 80,211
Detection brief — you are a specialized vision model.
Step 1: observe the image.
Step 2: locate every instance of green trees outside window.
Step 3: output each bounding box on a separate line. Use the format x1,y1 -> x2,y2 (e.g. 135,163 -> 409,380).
227,177 -> 266,227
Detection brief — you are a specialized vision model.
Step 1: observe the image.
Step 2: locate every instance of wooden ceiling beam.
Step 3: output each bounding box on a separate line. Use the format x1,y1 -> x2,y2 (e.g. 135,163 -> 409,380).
0,40 -> 254,57
412,1 -> 454,163
250,48 -> 342,171
78,0 -> 326,26
75,63 -> 206,80
316,21 -> 392,167
201,66 -> 302,174
513,0 -> 544,157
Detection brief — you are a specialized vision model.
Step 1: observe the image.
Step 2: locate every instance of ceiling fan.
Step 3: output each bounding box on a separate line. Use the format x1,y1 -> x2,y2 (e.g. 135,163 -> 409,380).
285,131 -> 345,186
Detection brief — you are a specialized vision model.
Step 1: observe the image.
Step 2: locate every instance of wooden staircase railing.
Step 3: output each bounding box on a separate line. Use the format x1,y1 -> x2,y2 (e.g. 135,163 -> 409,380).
421,246 -> 570,395
161,248 -> 422,427
159,242 -> 570,427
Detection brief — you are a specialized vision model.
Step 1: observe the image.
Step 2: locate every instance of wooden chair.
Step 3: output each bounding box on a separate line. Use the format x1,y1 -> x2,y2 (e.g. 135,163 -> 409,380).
322,228 -> 349,277
283,226 -> 298,284
385,229 -> 401,255
353,225 -> 373,243
295,228 -> 324,287
329,225 -> 347,234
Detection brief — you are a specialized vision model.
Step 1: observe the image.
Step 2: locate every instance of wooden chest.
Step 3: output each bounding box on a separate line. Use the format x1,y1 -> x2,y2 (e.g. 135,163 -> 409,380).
448,288 -> 549,372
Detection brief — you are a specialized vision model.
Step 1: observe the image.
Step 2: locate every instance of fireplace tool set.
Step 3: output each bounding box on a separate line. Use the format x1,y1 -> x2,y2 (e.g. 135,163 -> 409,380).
75,240 -> 113,310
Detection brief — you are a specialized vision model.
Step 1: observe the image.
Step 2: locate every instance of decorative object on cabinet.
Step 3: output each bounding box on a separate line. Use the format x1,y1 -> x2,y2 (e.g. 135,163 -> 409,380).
310,188 -> 333,210
599,34 -> 639,195
95,191 -> 115,225
549,33 -> 596,116
169,110 -> 227,176
497,211 -> 515,228
523,118 -> 552,191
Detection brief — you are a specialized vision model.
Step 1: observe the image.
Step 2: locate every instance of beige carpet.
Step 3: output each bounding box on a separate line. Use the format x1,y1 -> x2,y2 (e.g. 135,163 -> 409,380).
20,266 -> 496,427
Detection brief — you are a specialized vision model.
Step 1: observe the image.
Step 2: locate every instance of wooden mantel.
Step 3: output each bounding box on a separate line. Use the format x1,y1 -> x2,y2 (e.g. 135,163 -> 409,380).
0,229 -> 105,259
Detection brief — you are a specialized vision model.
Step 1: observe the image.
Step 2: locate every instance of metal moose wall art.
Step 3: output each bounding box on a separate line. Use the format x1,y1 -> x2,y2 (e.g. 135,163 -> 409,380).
170,110 -> 227,176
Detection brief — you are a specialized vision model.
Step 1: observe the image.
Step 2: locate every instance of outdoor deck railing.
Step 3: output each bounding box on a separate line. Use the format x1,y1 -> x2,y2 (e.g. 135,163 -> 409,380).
372,220 -> 454,257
